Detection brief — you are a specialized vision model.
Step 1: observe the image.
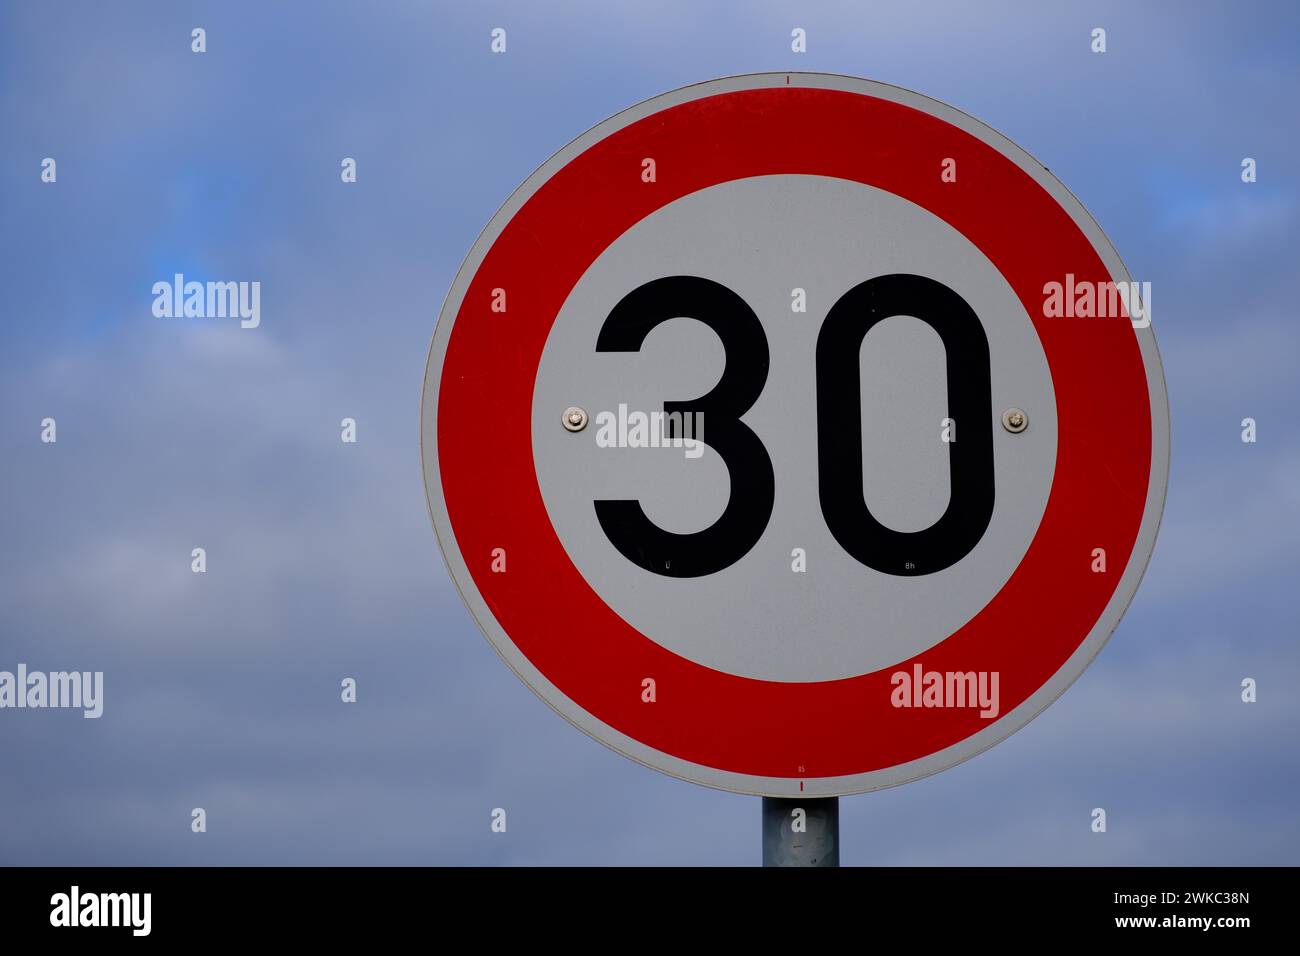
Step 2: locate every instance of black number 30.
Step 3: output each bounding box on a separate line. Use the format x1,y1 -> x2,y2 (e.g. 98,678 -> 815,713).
593,274 -> 994,578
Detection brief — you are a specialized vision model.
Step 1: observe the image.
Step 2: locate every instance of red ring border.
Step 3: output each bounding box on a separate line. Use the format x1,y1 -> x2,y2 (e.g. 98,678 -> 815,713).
437,85 -> 1152,779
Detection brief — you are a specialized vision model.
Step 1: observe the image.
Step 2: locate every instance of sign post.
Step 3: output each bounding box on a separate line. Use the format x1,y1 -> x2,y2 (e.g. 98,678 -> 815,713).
762,797 -> 839,868
422,73 -> 1169,864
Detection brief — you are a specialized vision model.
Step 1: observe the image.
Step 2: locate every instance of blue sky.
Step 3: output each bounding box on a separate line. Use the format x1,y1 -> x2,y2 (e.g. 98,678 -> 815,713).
1,0 -> 1297,864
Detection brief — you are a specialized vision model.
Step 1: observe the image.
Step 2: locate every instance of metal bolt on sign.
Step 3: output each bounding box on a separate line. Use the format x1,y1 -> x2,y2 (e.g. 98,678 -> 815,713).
562,406 -> 589,432
1002,408 -> 1029,433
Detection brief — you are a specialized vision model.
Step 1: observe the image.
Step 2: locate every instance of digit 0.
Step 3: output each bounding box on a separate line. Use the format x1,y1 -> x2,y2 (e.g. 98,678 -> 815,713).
816,274 -> 994,576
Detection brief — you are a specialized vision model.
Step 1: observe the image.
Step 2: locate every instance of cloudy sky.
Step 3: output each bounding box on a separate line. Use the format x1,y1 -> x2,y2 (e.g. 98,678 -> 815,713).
1,0 -> 1297,865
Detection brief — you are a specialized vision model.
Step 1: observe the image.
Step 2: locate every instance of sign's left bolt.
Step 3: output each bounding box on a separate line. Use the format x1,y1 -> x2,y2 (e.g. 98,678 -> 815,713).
562,406 -> 589,432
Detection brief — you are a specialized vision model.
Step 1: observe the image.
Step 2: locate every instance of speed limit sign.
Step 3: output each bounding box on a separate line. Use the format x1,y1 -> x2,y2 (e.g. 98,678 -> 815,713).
421,73 -> 1169,796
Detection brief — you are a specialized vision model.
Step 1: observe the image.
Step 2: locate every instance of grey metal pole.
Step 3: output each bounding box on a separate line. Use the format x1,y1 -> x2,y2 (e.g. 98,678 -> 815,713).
761,796 -> 840,866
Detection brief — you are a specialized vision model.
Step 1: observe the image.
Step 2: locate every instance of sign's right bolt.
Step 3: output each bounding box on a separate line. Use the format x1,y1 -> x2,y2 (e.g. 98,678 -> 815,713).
1002,408 -> 1028,433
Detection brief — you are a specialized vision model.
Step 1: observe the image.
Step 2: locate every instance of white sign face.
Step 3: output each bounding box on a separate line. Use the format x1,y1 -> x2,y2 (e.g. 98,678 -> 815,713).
533,174 -> 1057,683
423,73 -> 1169,796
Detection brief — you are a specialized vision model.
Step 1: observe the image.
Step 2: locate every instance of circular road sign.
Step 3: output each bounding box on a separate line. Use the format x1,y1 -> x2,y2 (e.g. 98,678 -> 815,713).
421,73 -> 1169,797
